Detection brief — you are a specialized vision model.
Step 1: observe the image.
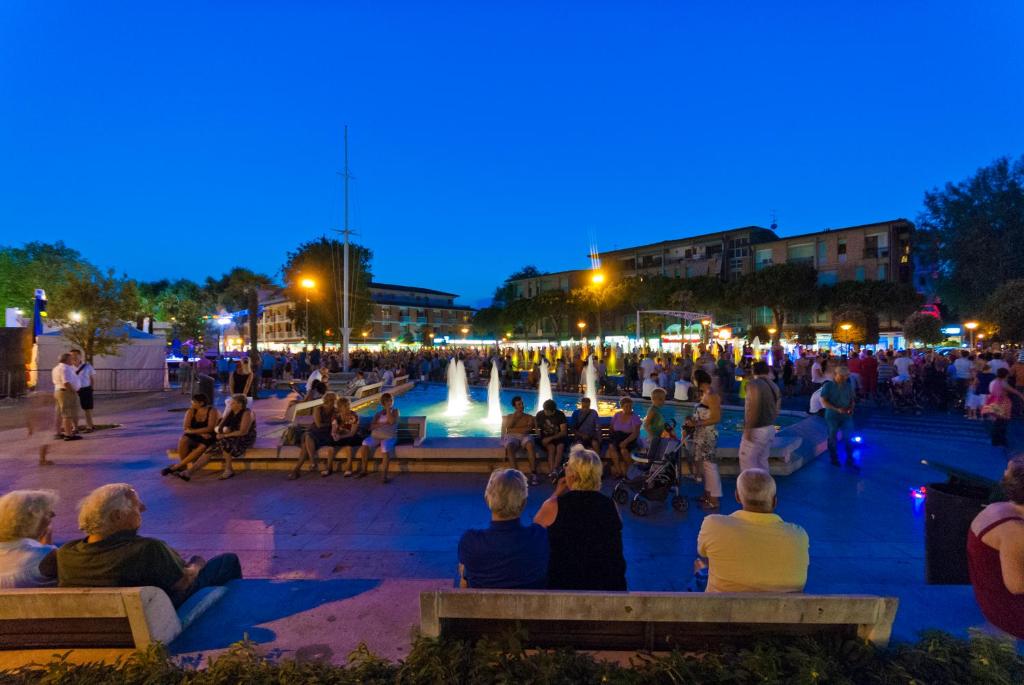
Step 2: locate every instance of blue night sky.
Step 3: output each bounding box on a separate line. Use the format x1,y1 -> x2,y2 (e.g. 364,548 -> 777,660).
1,2 -> 1022,307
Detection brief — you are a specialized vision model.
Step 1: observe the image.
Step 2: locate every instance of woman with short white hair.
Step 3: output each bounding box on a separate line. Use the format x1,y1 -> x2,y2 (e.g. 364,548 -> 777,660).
534,446 -> 627,590
0,490 -> 59,587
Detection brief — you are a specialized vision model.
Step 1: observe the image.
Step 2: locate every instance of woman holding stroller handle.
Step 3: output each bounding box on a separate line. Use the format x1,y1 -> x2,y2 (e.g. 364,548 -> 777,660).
607,397 -> 641,478
688,370 -> 722,511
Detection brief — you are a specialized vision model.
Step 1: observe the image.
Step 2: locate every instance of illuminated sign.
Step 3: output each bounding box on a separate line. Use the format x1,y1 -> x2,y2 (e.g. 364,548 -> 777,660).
940,326 -> 962,335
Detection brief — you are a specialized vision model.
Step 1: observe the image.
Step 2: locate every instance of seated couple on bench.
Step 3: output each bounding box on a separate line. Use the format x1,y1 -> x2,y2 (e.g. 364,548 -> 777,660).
0,484 -> 240,608
457,461 -> 808,594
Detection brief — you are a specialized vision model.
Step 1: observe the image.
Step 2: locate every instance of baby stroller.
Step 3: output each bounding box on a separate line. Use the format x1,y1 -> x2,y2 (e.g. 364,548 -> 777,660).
612,426 -> 688,516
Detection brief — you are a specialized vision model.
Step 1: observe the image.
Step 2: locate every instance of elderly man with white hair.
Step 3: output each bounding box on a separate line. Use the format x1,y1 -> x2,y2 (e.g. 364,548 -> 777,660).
48,483 -> 241,606
696,468 -> 809,593
0,490 -> 59,587
458,468 -> 548,589
819,365 -> 857,468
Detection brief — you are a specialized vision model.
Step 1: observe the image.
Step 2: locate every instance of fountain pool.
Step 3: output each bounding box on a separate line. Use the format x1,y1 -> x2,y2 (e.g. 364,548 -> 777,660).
357,383 -> 802,439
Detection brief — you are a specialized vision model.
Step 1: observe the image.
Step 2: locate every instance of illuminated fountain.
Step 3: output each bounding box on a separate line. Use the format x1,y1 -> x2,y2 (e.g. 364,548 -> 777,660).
536,358 -> 553,412
485,360 -> 502,424
585,355 -> 598,407
445,358 -> 471,415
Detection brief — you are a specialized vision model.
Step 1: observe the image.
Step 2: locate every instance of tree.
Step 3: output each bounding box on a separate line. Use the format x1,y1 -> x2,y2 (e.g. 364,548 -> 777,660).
747,324 -> 771,343
49,269 -> 141,362
831,305 -> 879,346
492,266 -> 543,307
205,267 -> 274,346
902,312 -> 945,346
733,263 -> 819,341
823,280 -> 922,325
281,238 -> 373,346
0,241 -> 91,312
471,306 -> 508,338
985,279 -> 1024,342
794,325 -> 818,346
917,155 -> 1024,315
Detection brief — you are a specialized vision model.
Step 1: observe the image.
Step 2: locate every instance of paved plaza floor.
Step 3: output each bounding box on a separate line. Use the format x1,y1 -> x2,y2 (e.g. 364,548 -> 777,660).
0,389 -> 1019,664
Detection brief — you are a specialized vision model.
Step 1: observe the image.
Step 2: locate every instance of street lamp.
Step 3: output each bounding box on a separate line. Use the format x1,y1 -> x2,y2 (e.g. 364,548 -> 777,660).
839,323 -> 853,355
300,278 -> 315,340
577,321 -> 587,341
965,321 -> 978,348
591,271 -> 605,285
461,326 -> 469,338
69,311 -> 83,323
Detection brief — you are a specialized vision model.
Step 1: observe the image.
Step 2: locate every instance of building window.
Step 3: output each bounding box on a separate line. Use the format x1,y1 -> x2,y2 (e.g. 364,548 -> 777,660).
838,240 -> 847,264
817,241 -> 827,265
864,233 -> 889,259
787,243 -> 814,266
755,248 -> 773,270
817,270 -> 838,286
855,266 -> 865,282
878,263 -> 888,280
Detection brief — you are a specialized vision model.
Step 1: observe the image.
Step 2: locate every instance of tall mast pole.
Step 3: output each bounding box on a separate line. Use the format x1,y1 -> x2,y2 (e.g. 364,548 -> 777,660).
342,125 -> 352,372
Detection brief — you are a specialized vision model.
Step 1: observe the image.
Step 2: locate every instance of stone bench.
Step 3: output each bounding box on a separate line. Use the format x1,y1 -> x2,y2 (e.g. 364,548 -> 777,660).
420,590 -> 899,650
0,585 -> 226,663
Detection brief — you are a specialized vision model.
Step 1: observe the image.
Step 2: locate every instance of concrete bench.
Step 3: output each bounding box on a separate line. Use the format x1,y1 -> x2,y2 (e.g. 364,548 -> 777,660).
0,585 -> 226,656
420,590 -> 899,650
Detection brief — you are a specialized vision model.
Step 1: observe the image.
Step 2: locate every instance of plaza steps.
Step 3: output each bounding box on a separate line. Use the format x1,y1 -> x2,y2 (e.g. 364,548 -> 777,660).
855,409 -> 993,443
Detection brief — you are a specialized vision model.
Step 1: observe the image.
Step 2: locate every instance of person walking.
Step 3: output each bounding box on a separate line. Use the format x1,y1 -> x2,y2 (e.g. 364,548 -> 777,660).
738,361 -> 781,473
820,366 -> 857,469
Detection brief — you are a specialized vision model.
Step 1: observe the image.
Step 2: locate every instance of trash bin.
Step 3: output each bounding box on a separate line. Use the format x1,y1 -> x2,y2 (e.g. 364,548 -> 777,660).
924,480 -> 989,585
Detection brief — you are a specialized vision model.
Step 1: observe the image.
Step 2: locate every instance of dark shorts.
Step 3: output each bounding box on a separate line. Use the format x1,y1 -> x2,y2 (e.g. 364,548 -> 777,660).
185,433 -> 215,449
538,435 -> 569,449
261,369 -> 273,379
77,386 -> 94,411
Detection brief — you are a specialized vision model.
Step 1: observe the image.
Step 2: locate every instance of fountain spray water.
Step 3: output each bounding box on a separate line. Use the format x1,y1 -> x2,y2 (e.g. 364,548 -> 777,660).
536,358 -> 553,413
445,358 -> 471,415
585,355 -> 599,408
485,360 -> 502,424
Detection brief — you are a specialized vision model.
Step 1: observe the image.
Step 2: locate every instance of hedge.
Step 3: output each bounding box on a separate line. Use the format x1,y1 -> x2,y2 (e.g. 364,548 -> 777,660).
0,630 -> 1021,685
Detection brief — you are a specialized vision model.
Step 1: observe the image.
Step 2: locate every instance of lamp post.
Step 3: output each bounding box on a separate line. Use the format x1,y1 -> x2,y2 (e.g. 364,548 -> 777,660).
300,278 -> 315,343
577,321 -> 586,343
839,323 -> 853,355
461,326 -> 469,339
964,321 -> 978,349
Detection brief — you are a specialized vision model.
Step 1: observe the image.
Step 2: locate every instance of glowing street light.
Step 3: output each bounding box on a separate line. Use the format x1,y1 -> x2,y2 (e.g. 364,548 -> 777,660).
591,271 -> 605,285
839,323 -> 852,331
461,327 -> 469,337
965,321 -> 979,348
69,311 -> 83,323
300,278 -> 315,338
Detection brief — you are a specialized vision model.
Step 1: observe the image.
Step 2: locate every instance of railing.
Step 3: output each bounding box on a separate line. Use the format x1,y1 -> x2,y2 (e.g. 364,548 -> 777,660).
31,368 -> 167,393
0,369 -> 27,399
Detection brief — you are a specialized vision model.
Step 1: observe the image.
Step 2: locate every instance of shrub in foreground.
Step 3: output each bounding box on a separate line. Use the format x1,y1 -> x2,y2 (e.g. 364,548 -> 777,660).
0,630 -> 1021,684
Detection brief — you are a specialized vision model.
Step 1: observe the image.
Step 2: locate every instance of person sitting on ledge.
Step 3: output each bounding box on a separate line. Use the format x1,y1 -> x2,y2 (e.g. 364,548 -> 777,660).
354,392 -> 399,484
501,396 -> 538,484
42,483 -> 241,607
695,468 -> 809,593
968,453 -> 1024,639
534,446 -> 627,591
186,393 -> 256,481
290,391 -> 340,480
163,393 -> 219,479
536,399 -> 568,480
570,396 -> 601,453
0,489 -> 59,588
457,468 -> 548,589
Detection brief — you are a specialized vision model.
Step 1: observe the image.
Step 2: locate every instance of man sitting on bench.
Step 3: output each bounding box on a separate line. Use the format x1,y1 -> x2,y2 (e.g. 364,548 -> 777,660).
695,469 -> 808,593
42,483 -> 242,607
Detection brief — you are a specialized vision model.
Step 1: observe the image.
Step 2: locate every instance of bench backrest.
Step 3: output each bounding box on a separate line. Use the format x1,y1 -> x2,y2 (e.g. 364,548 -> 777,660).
420,590 -> 898,649
352,381 -> 384,399
0,587 -> 180,650
358,415 -> 427,446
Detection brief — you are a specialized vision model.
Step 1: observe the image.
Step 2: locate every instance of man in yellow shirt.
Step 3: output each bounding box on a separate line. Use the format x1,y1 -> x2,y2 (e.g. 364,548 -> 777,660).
696,468 -> 809,593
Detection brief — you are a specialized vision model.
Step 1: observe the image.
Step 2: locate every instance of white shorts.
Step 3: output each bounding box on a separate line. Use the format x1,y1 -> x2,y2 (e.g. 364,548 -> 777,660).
501,434 -> 534,449
362,435 -> 396,452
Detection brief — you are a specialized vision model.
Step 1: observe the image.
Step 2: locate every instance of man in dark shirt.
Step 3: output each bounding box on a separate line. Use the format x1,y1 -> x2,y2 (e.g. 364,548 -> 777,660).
820,366 -> 857,469
536,399 -> 568,477
458,469 -> 548,588
44,483 -> 241,607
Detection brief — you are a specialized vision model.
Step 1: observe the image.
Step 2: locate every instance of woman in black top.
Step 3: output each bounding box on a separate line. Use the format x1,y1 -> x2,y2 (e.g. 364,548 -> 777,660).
534,445 -> 627,591
164,393 -> 220,478
229,358 -> 254,397
186,393 -> 256,481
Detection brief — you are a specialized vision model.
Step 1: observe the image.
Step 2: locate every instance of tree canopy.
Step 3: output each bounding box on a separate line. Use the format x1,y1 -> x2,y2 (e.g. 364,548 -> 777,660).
902,312 -> 945,346
984,279 -> 1024,343
917,155 -> 1024,315
48,269 -> 141,362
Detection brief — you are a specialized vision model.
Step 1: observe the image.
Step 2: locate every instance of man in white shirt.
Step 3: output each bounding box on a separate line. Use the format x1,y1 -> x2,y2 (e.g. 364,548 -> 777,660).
953,351 -> 973,380
70,349 -> 96,432
51,353 -> 81,441
639,354 -> 656,382
894,351 -> 914,381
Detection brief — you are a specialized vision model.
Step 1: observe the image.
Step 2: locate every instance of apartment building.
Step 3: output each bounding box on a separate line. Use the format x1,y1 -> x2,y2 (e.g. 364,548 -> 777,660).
504,218 -> 915,338
253,282 -> 474,348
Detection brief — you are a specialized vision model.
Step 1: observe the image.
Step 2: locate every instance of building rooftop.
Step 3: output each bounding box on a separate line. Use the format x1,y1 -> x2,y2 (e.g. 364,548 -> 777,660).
369,282 -> 459,298
769,218 -> 913,243
598,225 -> 776,257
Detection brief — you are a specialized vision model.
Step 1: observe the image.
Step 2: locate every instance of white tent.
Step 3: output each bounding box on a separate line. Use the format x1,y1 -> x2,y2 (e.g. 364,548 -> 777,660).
35,325 -> 168,392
